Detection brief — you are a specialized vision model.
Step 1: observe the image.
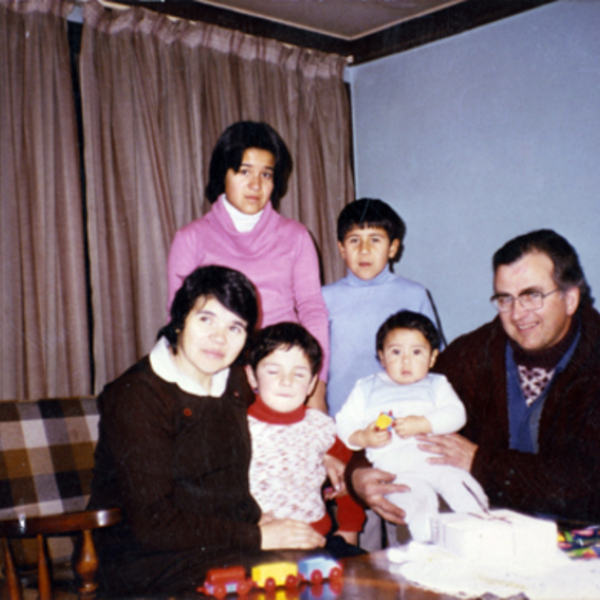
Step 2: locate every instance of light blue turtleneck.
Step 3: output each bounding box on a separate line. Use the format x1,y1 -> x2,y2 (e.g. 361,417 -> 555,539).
322,267 -> 439,416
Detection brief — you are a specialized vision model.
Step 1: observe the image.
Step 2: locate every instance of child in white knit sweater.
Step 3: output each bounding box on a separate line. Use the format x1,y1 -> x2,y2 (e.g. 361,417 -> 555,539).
246,322 -> 365,551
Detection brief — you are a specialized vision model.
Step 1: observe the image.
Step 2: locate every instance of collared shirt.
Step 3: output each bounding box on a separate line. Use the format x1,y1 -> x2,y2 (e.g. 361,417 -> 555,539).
506,326 -> 581,453
149,336 -> 229,397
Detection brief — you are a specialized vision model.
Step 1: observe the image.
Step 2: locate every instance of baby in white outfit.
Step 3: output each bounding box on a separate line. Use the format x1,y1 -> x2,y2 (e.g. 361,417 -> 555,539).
336,310 -> 488,542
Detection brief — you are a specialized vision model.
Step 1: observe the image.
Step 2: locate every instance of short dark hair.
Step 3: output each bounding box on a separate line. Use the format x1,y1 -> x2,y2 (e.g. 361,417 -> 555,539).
376,310 -> 440,356
248,322 -> 322,377
158,265 -> 258,353
337,198 -> 405,244
493,229 -> 593,308
205,121 -> 292,210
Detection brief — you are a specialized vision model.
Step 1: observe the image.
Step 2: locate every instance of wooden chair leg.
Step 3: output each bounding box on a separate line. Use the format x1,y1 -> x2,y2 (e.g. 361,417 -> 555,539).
37,534 -> 51,600
75,530 -> 98,600
2,538 -> 22,600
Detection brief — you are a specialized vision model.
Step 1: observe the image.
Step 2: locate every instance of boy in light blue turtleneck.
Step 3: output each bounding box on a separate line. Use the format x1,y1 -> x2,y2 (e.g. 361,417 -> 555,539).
323,198 -> 441,420
323,199 -> 441,550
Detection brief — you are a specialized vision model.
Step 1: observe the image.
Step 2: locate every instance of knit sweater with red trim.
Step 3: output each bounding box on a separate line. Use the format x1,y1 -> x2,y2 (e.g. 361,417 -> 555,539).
247,396 -> 336,534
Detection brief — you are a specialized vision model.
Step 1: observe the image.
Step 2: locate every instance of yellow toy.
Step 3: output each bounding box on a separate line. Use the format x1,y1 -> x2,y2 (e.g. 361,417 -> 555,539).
251,561 -> 299,592
375,411 -> 394,430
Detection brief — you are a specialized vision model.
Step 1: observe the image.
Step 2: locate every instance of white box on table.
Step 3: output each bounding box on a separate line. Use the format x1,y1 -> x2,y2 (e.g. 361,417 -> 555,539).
430,509 -> 558,564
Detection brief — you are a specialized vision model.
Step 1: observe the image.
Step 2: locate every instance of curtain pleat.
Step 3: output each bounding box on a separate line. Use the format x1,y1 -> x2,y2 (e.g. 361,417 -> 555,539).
81,0 -> 354,392
0,0 -> 91,399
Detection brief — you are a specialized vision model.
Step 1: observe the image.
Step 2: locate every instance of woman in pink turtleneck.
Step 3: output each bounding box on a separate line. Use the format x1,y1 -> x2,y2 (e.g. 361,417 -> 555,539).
167,121 -> 329,410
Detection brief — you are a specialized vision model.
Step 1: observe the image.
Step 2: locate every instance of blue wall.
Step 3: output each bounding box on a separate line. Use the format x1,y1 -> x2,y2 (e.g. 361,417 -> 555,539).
347,0 -> 600,343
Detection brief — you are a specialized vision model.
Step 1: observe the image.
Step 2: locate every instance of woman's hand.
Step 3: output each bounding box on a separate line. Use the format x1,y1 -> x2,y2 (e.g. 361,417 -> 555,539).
260,519 -> 325,550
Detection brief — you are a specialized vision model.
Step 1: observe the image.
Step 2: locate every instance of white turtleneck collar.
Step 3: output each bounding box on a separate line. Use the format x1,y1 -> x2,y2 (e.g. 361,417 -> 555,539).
222,194 -> 264,232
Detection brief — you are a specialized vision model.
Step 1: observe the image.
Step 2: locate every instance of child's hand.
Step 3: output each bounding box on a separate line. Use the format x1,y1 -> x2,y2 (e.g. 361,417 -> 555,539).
393,416 -> 432,438
323,453 -> 346,499
350,421 -> 392,449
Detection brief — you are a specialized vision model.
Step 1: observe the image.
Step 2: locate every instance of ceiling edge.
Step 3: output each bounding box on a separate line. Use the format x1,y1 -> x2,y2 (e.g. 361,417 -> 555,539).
101,0 -> 559,65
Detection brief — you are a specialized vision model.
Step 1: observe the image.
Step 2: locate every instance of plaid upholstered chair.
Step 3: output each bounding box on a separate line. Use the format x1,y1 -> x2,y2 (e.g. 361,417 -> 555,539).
0,398 -> 121,600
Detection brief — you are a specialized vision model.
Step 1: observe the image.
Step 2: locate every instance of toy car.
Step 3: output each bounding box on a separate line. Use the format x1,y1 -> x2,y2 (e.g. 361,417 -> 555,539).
251,561 -> 300,592
297,556 -> 343,585
199,566 -> 255,598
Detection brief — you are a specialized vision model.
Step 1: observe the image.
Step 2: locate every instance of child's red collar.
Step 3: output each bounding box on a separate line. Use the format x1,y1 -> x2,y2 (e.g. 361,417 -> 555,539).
247,394 -> 306,424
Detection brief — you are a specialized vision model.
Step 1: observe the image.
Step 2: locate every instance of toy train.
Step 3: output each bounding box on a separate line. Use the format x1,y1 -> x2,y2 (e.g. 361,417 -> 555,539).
201,566 -> 254,598
198,556 -> 343,598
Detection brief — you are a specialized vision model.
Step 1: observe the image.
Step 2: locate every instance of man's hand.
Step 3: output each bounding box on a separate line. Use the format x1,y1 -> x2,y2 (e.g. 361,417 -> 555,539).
416,432 -> 478,471
351,467 -> 408,524
393,415 -> 431,438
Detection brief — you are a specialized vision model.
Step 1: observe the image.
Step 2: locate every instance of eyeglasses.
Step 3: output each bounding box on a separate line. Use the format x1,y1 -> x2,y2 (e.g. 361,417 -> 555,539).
490,289 -> 561,313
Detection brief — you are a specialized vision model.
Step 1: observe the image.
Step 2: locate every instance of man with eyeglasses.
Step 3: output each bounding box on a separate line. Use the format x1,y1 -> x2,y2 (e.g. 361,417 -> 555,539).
350,229 -> 600,530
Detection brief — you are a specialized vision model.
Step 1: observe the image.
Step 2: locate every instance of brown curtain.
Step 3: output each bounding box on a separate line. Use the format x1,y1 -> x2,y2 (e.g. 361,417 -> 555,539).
80,0 -> 354,393
0,0 -> 91,400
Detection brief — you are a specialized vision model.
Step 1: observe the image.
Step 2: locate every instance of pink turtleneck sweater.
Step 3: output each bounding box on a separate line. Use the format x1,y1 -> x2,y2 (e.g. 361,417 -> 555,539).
167,197 -> 329,379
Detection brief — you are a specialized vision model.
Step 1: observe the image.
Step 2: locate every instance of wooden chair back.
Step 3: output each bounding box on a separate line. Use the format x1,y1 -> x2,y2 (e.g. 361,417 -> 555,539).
1,508 -> 121,600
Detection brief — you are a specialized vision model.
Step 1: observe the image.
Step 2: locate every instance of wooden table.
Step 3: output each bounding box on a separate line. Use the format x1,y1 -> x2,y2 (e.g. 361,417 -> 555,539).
189,549 -> 448,600
335,550 -> 445,599
91,549 -> 452,600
